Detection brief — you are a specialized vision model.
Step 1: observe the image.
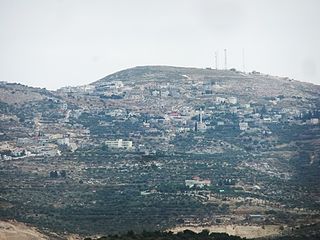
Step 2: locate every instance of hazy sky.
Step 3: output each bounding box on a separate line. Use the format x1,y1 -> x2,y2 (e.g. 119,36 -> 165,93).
0,0 -> 319,90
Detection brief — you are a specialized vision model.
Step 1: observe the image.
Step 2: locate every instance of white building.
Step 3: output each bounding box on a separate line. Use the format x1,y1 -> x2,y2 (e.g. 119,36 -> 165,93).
263,117 -> 272,123
216,97 -> 226,104
57,138 -> 70,145
239,122 -> 249,131
103,81 -> 124,89
217,121 -> 225,126
81,85 -> 95,93
242,103 -> 251,109
310,118 -> 319,125
228,97 -> 237,105
105,139 -> 133,150
185,176 -> 211,188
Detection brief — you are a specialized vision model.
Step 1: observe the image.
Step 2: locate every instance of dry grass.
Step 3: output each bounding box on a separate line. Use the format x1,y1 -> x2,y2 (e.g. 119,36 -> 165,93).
0,220 -> 48,240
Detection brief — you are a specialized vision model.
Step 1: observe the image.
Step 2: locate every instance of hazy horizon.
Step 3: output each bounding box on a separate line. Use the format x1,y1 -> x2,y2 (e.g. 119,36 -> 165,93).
1,0 -> 320,90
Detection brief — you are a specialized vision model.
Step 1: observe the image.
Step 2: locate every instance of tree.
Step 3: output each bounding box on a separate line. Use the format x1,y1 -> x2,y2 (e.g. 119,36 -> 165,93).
60,170 -> 67,178
49,171 -> 58,178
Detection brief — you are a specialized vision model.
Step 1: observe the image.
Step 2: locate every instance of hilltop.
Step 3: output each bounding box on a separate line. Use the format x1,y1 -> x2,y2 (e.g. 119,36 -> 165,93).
1,66 -> 319,108
0,81 -> 58,105
92,66 -> 320,102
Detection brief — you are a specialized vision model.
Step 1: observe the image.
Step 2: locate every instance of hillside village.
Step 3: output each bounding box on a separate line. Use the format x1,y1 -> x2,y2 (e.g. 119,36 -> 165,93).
1,67 -> 319,159
0,66 -> 320,237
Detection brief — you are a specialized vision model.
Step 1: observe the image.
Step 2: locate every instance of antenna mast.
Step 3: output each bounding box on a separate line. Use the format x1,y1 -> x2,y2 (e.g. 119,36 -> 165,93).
215,51 -> 218,70
242,48 -> 245,72
224,49 -> 227,70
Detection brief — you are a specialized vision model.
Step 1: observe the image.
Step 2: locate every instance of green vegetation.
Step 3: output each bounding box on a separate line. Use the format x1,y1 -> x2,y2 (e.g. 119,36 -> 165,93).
85,230 -> 244,240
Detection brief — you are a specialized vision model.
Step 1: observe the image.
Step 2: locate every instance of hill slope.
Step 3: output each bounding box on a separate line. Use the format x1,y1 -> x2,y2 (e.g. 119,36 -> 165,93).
0,66 -> 320,238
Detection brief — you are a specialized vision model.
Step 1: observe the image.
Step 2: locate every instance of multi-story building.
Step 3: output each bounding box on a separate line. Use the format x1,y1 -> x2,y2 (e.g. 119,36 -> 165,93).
105,139 -> 133,150
185,176 -> 211,188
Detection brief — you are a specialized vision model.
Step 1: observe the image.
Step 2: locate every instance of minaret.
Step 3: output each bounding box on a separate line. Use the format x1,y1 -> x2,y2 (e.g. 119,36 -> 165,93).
198,109 -> 206,132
